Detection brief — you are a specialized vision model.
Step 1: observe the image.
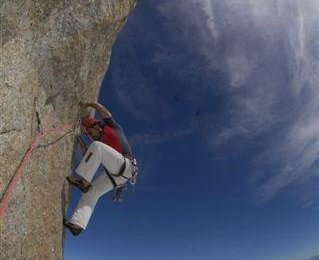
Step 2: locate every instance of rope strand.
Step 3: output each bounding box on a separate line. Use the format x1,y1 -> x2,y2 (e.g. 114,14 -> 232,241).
0,121 -> 79,219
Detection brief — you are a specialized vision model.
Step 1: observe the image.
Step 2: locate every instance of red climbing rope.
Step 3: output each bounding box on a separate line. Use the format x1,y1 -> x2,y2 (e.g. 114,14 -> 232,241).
0,121 -> 79,219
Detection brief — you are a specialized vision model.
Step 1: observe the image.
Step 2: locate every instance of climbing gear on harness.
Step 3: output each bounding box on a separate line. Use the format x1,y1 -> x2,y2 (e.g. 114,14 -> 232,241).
128,157 -> 138,185
112,186 -> 125,203
101,156 -> 138,203
66,176 -> 91,193
109,156 -> 138,203
103,167 -> 125,203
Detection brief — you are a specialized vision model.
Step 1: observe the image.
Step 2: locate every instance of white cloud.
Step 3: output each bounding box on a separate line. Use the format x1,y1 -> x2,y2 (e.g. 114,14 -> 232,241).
154,0 -> 319,203
225,49 -> 254,88
194,0 -> 218,40
129,128 -> 194,146
129,113 -> 219,146
110,0 -> 319,205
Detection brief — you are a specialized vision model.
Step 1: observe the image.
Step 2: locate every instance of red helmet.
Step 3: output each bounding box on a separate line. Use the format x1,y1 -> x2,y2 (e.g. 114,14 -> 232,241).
82,117 -> 100,131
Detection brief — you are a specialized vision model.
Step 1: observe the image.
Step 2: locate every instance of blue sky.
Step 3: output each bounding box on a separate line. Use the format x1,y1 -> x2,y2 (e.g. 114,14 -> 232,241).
64,1 -> 319,259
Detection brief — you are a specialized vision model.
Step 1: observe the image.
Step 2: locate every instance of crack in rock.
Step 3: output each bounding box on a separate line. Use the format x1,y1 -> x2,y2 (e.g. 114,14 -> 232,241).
0,128 -> 17,135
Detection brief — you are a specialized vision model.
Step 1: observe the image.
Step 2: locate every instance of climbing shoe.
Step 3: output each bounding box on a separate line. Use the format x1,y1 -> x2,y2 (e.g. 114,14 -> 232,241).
66,176 -> 91,193
63,219 -> 83,236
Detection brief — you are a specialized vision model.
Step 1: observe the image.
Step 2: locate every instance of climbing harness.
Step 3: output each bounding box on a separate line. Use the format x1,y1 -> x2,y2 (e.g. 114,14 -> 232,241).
116,157 -> 138,202
104,156 -> 138,203
0,98 -> 80,220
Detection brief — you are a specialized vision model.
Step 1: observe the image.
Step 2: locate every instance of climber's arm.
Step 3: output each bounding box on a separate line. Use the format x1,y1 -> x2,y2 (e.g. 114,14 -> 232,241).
80,102 -> 112,119
77,135 -> 87,155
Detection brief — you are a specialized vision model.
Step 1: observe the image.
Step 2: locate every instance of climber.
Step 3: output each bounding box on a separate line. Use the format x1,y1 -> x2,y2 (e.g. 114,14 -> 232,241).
63,101 -> 137,236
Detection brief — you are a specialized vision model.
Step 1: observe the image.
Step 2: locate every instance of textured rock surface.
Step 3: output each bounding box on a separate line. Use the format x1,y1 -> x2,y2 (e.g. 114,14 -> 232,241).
0,0 -> 137,259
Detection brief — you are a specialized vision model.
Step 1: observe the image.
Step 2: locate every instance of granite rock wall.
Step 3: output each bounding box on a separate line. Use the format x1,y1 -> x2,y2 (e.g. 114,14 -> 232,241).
0,1 -> 137,259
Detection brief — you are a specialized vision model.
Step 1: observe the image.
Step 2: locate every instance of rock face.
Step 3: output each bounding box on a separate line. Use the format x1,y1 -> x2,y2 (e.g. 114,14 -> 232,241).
0,0 -> 137,259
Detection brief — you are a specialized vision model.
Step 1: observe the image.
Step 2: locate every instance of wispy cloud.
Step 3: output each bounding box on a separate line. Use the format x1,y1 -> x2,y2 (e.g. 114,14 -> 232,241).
153,0 -> 319,204
112,0 -> 319,205
130,128 -> 194,146
129,112 -> 219,146
305,256 -> 319,260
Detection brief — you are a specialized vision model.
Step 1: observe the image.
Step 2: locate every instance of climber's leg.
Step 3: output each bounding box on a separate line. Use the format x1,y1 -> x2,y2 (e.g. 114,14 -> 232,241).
68,142 -> 128,230
75,141 -> 124,182
95,141 -> 125,174
75,141 -> 103,182
69,171 -> 114,229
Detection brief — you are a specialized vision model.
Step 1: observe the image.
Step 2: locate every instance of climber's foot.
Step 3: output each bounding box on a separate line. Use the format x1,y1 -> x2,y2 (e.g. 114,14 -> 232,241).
63,219 -> 83,236
66,176 -> 91,193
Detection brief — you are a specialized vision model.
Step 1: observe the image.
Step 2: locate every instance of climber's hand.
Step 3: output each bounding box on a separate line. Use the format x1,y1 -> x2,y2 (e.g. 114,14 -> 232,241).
79,102 -> 112,119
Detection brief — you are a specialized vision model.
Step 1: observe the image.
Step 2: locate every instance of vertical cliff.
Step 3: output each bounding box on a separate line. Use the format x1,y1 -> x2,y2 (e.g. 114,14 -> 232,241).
0,0 -> 137,259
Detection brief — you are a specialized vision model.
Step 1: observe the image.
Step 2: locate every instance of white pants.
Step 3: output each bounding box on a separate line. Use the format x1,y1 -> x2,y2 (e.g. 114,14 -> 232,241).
70,141 -> 133,229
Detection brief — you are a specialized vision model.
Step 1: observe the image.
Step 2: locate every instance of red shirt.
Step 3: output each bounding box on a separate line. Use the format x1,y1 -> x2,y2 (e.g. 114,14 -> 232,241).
101,124 -> 123,154
100,117 -> 133,156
